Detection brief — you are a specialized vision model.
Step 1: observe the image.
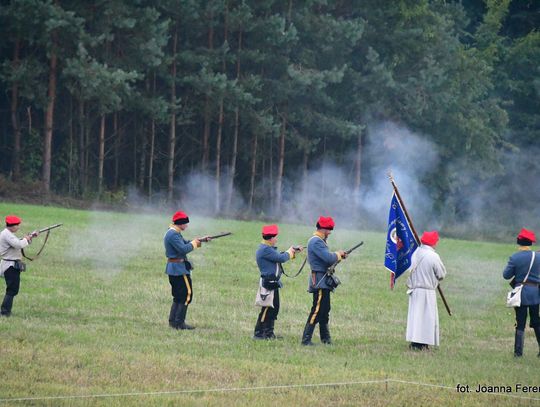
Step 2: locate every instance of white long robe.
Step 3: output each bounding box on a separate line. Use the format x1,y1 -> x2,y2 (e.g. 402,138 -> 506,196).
406,245 -> 446,346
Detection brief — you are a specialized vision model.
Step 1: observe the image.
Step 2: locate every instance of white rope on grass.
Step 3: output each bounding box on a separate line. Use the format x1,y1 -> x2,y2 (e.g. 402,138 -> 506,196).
1,378 -> 539,403
0,380 -> 386,403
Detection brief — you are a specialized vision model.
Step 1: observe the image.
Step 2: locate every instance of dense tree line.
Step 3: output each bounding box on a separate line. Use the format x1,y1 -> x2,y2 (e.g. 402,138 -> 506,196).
0,0 -> 538,223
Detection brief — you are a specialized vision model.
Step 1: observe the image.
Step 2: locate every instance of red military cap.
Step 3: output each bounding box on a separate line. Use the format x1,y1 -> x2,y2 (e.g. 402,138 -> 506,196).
317,216 -> 335,230
172,211 -> 189,225
5,215 -> 21,226
517,228 -> 536,243
420,230 -> 439,246
262,224 -> 279,236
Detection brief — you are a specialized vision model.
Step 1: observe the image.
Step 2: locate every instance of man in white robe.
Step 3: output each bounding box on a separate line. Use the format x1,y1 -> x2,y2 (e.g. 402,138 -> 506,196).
406,230 -> 446,350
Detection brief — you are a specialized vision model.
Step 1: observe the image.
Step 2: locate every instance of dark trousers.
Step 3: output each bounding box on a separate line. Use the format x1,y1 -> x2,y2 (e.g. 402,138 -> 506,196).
169,274 -> 193,305
307,289 -> 331,325
4,267 -> 21,297
515,304 -> 540,330
256,289 -> 280,325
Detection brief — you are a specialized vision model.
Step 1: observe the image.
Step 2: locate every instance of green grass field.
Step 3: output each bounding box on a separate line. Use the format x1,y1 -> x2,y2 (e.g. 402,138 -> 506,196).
0,202 -> 539,406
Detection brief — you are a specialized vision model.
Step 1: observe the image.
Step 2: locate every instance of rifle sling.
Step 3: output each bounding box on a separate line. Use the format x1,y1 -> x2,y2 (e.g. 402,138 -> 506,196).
281,256 -> 307,279
22,230 -> 51,261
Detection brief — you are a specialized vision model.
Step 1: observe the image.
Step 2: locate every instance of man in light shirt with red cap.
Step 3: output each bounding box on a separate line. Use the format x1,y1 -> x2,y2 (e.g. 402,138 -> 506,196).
503,228 -> 540,357
406,230 -> 446,350
0,215 -> 36,317
301,216 -> 348,346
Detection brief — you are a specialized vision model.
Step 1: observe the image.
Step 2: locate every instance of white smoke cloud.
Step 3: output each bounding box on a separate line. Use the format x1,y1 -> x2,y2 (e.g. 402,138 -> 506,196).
278,121 -> 440,231
67,208 -> 159,278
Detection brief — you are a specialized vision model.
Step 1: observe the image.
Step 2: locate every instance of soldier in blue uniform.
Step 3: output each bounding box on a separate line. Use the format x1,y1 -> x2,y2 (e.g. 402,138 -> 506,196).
301,216 -> 347,346
253,224 -> 302,339
503,228 -> 540,357
164,211 -> 209,330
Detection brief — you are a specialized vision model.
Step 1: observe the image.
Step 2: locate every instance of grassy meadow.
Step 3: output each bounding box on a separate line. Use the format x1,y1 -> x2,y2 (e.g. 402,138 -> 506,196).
0,202 -> 539,406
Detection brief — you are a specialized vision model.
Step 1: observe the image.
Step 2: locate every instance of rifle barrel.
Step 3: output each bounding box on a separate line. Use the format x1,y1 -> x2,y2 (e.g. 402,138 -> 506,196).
38,223 -> 63,233
346,241 -> 364,254
209,232 -> 232,239
199,232 -> 232,241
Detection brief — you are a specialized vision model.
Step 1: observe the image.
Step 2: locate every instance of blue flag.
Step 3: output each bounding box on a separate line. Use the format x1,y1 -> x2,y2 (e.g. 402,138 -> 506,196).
384,192 -> 418,289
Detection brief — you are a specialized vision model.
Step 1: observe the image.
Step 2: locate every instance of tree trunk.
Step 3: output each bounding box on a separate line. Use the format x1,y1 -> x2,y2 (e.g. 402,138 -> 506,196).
269,132 -> 273,204
354,130 -> 363,195
167,26 -> 178,202
248,133 -> 258,212
113,113 -> 119,189
275,109 -> 287,213
84,114 -> 90,192
139,120 -> 147,191
68,95 -> 74,195
202,100 -> 211,171
202,11 -> 214,172
10,39 -> 21,181
148,73 -> 156,202
215,8 -> 228,214
215,102 -> 223,214
225,30 -> 242,214
42,40 -> 58,193
78,100 -> 86,194
303,148 -> 309,183
98,114 -> 105,198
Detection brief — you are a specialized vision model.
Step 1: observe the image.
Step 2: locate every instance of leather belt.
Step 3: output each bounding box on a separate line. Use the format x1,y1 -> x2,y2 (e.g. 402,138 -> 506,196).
521,281 -> 539,286
167,258 -> 185,263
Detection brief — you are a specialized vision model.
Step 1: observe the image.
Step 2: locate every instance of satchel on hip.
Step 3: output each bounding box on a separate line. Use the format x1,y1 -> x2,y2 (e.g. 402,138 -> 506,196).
506,252 -> 535,308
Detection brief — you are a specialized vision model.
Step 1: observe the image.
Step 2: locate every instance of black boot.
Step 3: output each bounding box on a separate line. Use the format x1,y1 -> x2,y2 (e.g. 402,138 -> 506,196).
301,322 -> 316,346
533,326 -> 540,357
253,318 -> 265,340
514,329 -> 525,357
168,301 -> 179,328
174,304 -> 195,330
409,342 -> 429,351
320,323 -> 332,344
265,319 -> 283,340
1,294 -> 14,317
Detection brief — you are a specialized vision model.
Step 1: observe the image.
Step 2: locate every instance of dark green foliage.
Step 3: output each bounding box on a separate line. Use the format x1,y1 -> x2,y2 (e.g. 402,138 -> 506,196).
0,0 -> 538,234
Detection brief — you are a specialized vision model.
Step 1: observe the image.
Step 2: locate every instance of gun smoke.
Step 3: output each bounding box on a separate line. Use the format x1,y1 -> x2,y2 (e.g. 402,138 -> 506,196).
82,120 -> 539,245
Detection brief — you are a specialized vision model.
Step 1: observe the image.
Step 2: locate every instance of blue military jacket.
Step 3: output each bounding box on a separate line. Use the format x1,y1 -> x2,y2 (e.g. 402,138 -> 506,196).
307,232 -> 340,292
256,242 -> 292,288
164,226 -> 195,276
503,249 -> 540,306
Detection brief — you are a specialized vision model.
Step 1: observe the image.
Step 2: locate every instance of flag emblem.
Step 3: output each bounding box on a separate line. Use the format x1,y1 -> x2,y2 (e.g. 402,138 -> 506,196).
385,192 -> 418,288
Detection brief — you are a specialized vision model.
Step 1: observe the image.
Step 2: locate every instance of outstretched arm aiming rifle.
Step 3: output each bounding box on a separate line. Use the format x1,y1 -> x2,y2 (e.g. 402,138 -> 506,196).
23,223 -> 63,261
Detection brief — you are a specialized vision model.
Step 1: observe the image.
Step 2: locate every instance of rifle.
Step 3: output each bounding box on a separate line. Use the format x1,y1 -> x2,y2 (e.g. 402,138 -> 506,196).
197,232 -> 232,242
327,241 -> 364,275
23,223 -> 63,261
32,223 -> 63,236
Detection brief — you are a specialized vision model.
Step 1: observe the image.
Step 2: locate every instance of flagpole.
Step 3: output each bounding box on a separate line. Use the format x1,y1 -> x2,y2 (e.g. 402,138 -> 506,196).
387,172 -> 452,316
